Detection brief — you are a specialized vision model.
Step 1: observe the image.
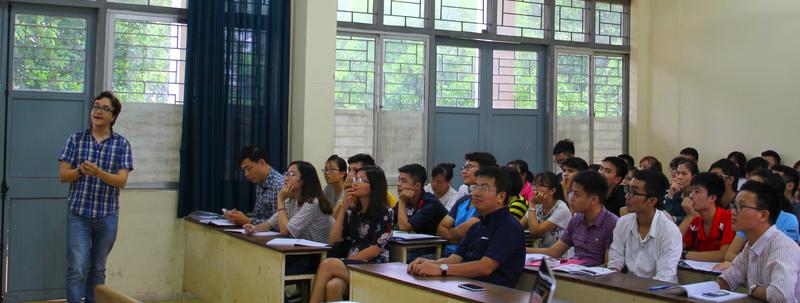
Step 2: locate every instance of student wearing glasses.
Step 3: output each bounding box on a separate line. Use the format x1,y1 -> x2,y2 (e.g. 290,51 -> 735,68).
224,145 -> 285,225
322,154 -> 347,208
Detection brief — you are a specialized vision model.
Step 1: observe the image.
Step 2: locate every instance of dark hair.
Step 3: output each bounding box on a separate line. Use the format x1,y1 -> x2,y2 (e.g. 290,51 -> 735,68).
464,152 -> 497,168
398,163 -> 427,186
553,139 -> 575,156
631,169 -> 669,209
676,158 -> 699,176
602,156 -> 629,179
727,151 -> 747,177
571,170 -> 608,202
91,91 -> 122,131
761,150 -> 781,166
794,160 -> 800,171
507,159 -> 533,183
355,166 -> 389,220
679,147 -> 699,162
617,154 -> 635,170
751,169 -> 794,213
668,157 -> 682,171
690,173 -> 725,207
773,165 -> 799,195
501,166 -> 524,200
561,157 -> 589,171
289,161 -> 333,215
740,181 -> 781,225
745,157 -> 769,176
348,153 -> 376,166
640,156 -> 663,173
240,145 -> 269,164
475,166 -> 511,205
326,154 -> 348,181
431,163 -> 456,182
535,171 -> 565,202
588,164 -> 601,173
709,159 -> 739,191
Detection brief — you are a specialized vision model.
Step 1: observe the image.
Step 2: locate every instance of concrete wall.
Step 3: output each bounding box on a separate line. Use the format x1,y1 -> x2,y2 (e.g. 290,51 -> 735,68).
114,103 -> 182,184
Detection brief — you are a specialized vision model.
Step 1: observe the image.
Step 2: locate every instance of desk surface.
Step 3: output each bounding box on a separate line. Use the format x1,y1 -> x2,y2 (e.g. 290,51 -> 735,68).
349,262 -> 562,303
185,217 -> 331,253
390,237 -> 448,246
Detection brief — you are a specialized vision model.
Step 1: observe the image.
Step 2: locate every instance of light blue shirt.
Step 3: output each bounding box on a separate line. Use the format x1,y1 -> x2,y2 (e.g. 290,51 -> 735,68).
736,211 -> 799,242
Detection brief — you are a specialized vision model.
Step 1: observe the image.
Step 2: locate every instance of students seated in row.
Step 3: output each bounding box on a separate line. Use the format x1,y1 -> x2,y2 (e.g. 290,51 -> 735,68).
244,161 -> 333,243
408,166 -> 525,288
225,145 -> 284,225
424,163 -> 462,211
716,181 -> 800,302
708,159 -> 739,210
772,165 -> 800,220
508,159 -> 535,202
311,166 -> 394,303
599,156 -> 628,216
608,169 -> 682,282
322,154 -> 347,207
395,164 -> 447,235
761,149 -> 781,170
559,157 -> 588,205
502,166 -> 529,223
679,173 -> 734,262
437,152 -> 497,256
333,154 -> 397,217
665,158 -> 698,224
524,172 -> 570,252
529,171 -> 619,266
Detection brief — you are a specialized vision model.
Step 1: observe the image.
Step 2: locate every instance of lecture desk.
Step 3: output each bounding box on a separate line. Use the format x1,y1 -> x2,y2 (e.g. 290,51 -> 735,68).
517,266 -> 760,303
348,262 -> 569,303
183,218 -> 330,303
389,237 -> 447,263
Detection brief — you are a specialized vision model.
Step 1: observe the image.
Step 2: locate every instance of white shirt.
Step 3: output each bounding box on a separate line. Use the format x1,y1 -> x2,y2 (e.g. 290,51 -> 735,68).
608,210 -> 682,282
424,184 -> 464,211
527,200 -> 571,248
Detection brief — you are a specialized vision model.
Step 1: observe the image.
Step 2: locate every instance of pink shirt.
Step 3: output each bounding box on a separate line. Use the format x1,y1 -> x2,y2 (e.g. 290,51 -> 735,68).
520,181 -> 534,203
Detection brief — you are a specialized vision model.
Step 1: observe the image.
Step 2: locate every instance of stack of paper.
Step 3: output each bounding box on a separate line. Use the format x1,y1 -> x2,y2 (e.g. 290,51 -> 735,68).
553,264 -> 615,277
665,281 -> 747,302
678,260 -> 722,273
391,232 -> 439,241
223,229 -> 281,237
266,238 -> 330,247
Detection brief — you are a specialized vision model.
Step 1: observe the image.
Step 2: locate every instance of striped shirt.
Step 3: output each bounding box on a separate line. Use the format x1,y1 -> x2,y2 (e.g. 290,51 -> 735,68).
58,129 -> 133,218
720,225 -> 800,302
266,197 -> 332,243
249,168 -> 284,225
507,195 -> 529,221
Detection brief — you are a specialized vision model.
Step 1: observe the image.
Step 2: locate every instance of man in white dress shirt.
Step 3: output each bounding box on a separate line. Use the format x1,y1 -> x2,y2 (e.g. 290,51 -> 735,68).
608,169 -> 682,282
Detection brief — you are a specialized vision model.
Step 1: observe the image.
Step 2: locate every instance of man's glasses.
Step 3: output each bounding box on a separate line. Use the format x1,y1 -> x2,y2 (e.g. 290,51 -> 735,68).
731,200 -> 764,213
623,185 -> 652,198
469,184 -> 495,193
92,104 -> 113,114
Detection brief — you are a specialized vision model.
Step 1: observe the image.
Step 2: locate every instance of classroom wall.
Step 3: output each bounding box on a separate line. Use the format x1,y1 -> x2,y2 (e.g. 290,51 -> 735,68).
629,0 -> 800,171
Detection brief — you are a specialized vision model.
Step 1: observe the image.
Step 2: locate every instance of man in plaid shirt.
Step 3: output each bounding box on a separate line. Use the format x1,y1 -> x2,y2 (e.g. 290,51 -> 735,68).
58,91 -> 133,303
224,145 -> 284,225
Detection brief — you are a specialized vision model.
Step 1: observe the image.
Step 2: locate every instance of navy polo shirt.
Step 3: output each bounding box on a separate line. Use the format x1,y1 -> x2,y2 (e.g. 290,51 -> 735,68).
454,207 -> 525,288
393,192 -> 447,235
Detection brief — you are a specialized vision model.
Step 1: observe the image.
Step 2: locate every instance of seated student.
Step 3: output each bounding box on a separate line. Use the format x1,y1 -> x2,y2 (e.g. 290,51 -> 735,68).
528,171 -> 618,266
761,149 -> 781,170
310,166 -> 394,303
407,166 -> 525,288
437,152 -> 497,256
501,166 -> 529,223
559,156 -> 589,205
716,181 -> 800,302
608,169 -> 682,282
322,155 -> 347,208
678,173 -> 734,262
599,156 -> 628,216
552,139 -> 575,167
745,157 -> 769,179
424,163 -> 463,211
618,167 -> 638,216
225,145 -> 284,225
395,164 -> 447,235
333,154 -> 398,217
617,154 -> 636,171
639,155 -> 663,172
508,159 -> 535,202
679,147 -> 699,163
524,172 -> 571,252
772,165 -> 800,220
709,159 -> 740,210
727,151 -> 748,190
244,161 -> 334,243
664,158 -> 698,224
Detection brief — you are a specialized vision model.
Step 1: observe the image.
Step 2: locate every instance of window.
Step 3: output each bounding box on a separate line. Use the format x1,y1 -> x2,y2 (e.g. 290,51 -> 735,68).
497,0 -> 546,39
436,45 -> 479,108
13,14 -> 87,92
435,0 -> 487,33
334,35 -> 376,158
554,0 -> 587,42
338,0 -> 375,24
492,50 -> 538,109
595,1 -> 626,45
384,0 -> 426,28
109,0 -> 188,9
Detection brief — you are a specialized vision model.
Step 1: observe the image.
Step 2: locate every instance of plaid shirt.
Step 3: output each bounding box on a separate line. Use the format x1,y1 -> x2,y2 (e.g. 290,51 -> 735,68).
249,167 -> 284,225
58,129 -> 134,218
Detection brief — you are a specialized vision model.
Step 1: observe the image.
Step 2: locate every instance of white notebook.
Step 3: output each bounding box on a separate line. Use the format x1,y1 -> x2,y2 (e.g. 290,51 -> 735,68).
665,281 -> 747,302
206,219 -> 236,227
223,229 -> 281,237
552,264 -> 615,277
678,260 -> 722,273
266,238 -> 329,247
391,232 -> 438,241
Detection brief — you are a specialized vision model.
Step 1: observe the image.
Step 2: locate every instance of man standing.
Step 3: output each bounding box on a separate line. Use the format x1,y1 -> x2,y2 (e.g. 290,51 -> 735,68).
225,145 -> 284,225
58,91 -> 133,303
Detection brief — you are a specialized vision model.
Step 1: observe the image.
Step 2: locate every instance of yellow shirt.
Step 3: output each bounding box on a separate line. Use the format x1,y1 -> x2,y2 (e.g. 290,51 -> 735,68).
387,191 -> 397,208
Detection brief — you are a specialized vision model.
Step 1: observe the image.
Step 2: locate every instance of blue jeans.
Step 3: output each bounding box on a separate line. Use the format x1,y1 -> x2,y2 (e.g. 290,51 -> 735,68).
67,211 -> 118,303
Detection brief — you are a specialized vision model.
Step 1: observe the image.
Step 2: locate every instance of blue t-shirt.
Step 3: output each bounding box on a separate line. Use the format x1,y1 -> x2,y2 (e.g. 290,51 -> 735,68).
445,195 -> 479,253
454,207 -> 525,288
736,211 -> 799,242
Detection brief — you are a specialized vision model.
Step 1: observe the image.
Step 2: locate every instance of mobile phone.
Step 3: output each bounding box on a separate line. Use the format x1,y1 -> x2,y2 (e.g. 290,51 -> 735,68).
458,283 -> 486,292
701,290 -> 730,298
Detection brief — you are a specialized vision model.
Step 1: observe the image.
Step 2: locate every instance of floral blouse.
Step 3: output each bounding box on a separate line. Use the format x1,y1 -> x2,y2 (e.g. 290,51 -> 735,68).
342,207 -> 394,263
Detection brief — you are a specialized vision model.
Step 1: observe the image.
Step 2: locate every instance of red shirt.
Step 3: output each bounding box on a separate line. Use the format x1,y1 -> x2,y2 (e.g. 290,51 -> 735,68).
682,207 -> 735,252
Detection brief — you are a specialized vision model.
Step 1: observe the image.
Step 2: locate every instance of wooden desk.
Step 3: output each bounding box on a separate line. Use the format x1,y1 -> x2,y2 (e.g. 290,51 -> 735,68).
183,218 -> 330,303
349,262 -> 566,303
678,267 -> 720,284
518,267 -> 758,303
389,238 -> 447,263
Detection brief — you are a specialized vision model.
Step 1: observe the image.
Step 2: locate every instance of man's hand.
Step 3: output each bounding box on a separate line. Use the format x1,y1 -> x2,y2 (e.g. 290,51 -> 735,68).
399,189 -> 416,203
224,210 -> 251,226
80,161 -> 101,177
408,261 -> 442,277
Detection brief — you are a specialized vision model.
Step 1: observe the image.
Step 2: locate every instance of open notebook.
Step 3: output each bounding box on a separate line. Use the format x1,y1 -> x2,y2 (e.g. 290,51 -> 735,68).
266,238 -> 329,247
551,264 -> 615,277
664,281 -> 747,302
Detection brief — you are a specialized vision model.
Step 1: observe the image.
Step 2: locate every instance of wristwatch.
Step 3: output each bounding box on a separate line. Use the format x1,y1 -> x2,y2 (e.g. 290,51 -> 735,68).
748,285 -> 758,295
440,263 -> 448,277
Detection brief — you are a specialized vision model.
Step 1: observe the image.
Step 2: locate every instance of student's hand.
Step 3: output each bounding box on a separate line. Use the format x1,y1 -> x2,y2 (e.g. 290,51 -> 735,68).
226,211 -> 251,226
80,161 -> 101,177
278,183 -> 294,205
407,257 -> 431,274
243,223 -> 259,234
669,180 -> 684,197
531,191 -> 546,205
713,261 -> 732,271
399,189 -> 415,203
409,262 -> 441,277
343,188 -> 356,210
681,197 -> 697,218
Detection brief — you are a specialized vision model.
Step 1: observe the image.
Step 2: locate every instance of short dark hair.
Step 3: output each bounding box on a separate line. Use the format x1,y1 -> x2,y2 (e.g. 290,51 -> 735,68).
326,154 -> 348,180
507,159 -> 533,183
240,145 -> 269,164
631,169 -> 669,208
691,172 -> 725,207
602,156 -> 629,179
709,159 -> 739,190
431,163 -> 456,182
571,170 -> 608,202
640,156 -> 663,172
561,157 -> 589,171
465,152 -> 497,168
750,169 -> 793,213
553,139 -> 575,156
676,158 -> 699,176
93,91 -> 122,130
773,165 -> 799,195
348,153 -> 376,166
475,166 -> 511,205
761,150 -> 781,166
745,157 -> 769,176
501,166 -> 524,199
398,163 -> 427,186
740,181 -> 781,225
727,151 -> 747,178
617,154 -> 635,170
679,147 -> 699,162
794,160 -> 800,171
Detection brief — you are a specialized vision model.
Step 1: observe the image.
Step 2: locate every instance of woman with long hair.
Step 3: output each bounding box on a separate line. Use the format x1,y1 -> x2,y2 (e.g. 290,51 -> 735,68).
524,172 -> 571,251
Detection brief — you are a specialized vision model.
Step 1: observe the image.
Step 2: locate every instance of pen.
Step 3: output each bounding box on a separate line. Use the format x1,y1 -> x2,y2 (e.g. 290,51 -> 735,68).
649,285 -> 672,291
